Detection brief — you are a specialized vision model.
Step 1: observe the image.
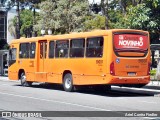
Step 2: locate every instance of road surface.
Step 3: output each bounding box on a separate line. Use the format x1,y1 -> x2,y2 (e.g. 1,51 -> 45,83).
0,77 -> 160,120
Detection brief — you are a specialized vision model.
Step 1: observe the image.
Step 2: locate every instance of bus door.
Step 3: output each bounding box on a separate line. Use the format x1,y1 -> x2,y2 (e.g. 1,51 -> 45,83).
36,40 -> 47,81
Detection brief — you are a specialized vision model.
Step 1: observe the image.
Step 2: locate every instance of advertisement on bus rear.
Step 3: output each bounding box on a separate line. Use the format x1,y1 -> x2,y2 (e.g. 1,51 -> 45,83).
114,34 -> 148,50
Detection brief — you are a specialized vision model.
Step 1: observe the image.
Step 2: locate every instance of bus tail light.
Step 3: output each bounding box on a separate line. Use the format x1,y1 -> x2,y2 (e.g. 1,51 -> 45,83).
110,62 -> 115,75
147,62 -> 151,75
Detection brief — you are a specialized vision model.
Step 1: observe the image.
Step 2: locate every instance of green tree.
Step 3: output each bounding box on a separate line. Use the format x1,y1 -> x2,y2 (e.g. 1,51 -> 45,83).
11,9 -> 36,37
20,9 -> 34,37
84,14 -> 106,31
123,1 -> 160,43
106,0 -> 160,43
35,0 -> 57,34
125,4 -> 157,30
36,0 -> 90,34
145,0 -> 160,43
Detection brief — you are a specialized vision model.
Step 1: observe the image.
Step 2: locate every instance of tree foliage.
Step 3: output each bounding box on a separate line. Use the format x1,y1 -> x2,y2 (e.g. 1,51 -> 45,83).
84,14 -> 106,31
3,0 -> 160,44
20,9 -> 34,37
107,0 -> 160,43
35,0 -> 90,34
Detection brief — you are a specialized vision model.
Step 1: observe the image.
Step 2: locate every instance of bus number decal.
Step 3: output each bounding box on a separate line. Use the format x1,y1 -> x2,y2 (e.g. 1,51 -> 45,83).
96,60 -> 103,66
138,59 -> 147,65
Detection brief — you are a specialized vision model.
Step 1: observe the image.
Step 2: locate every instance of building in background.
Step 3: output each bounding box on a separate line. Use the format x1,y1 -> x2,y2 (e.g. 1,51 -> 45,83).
0,7 -> 16,76
0,7 -> 7,43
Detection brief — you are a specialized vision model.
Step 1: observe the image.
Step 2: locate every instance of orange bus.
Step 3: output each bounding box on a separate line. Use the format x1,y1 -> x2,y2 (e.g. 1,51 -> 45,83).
8,29 -> 150,92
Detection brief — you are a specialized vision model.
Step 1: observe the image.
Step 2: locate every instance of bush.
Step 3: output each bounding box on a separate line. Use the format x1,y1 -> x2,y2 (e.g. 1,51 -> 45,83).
150,70 -> 156,76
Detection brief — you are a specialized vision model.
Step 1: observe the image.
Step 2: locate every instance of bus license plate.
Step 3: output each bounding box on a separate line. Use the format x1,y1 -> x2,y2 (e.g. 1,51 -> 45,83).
128,72 -> 136,76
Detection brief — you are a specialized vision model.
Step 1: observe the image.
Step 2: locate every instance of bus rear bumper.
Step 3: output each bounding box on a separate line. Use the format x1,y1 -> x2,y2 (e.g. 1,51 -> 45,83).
109,76 -> 150,85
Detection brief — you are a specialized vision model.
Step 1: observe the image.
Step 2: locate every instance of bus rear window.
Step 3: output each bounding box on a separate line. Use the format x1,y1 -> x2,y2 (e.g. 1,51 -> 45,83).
113,33 -> 148,57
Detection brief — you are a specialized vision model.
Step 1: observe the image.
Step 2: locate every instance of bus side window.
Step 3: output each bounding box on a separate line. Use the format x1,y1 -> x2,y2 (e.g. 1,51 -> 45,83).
55,40 -> 69,58
70,38 -> 85,58
9,48 -> 17,60
9,48 -> 17,66
49,41 -> 55,58
19,43 -> 30,58
86,37 -> 103,58
30,42 -> 36,58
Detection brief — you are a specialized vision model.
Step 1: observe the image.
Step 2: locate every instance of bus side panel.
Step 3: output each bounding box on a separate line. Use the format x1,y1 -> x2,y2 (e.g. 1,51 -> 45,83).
45,58 -> 106,85
71,59 -> 105,85
45,59 -> 60,83
8,71 -> 19,80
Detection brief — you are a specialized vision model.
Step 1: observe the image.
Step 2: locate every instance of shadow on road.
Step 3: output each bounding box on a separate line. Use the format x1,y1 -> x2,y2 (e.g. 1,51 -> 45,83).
143,85 -> 160,90
14,83 -> 160,97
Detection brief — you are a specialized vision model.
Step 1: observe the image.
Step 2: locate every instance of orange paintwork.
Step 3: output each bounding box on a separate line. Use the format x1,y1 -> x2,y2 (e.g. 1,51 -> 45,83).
8,29 -> 150,86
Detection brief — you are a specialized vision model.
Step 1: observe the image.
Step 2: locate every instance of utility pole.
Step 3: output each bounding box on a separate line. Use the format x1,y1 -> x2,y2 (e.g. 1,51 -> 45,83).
16,0 -> 20,39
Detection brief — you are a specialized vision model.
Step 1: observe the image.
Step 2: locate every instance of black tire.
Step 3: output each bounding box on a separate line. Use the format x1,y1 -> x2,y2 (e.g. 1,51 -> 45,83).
20,72 -> 32,87
63,73 -> 74,92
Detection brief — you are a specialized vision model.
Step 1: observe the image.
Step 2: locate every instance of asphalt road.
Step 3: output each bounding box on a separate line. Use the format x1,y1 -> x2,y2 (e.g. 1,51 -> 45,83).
0,78 -> 160,120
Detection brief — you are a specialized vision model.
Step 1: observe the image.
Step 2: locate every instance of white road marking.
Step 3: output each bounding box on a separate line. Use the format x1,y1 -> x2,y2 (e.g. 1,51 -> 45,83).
0,91 -> 111,111
140,101 -> 157,104
0,82 -> 159,105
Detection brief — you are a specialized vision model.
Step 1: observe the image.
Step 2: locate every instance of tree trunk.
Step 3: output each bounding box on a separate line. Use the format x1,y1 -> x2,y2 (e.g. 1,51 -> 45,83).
101,0 -> 109,29
16,0 -> 20,39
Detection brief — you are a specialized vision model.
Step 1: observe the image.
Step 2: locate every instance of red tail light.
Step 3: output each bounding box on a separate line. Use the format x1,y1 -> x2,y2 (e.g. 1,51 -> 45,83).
110,61 -> 115,75
147,62 -> 151,75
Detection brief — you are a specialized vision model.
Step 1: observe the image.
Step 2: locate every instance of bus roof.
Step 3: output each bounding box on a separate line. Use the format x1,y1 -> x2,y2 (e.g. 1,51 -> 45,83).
10,29 -> 148,44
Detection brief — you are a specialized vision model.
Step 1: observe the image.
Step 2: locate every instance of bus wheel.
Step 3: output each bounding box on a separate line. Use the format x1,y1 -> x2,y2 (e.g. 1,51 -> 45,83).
63,73 -> 74,92
20,73 -> 32,87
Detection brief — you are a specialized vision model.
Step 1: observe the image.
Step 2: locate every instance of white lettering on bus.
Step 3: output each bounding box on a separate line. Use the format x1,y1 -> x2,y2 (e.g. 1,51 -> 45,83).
118,39 -> 143,47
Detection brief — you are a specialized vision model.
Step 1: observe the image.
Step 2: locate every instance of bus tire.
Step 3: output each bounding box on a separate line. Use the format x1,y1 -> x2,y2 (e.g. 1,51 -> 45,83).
20,72 -> 32,87
63,73 -> 74,92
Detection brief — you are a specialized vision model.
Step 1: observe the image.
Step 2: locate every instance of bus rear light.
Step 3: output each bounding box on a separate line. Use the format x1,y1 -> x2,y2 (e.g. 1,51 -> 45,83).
110,62 -> 115,75
147,62 -> 151,75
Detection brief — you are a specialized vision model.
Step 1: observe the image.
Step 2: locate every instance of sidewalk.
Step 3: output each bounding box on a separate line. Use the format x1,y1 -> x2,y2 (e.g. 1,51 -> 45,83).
0,76 -> 9,81
0,76 -> 19,83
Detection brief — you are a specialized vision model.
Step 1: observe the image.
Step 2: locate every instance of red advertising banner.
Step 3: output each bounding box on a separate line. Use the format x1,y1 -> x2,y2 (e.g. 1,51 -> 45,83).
114,34 -> 148,50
